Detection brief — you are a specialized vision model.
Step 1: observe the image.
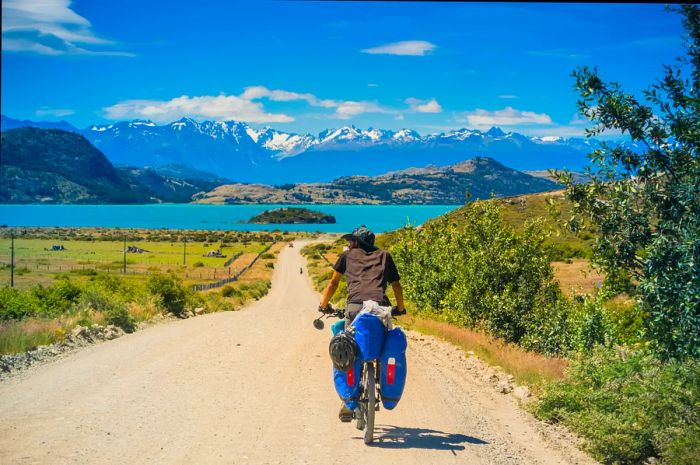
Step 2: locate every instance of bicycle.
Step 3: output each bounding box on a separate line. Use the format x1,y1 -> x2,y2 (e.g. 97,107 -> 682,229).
315,304 -> 405,444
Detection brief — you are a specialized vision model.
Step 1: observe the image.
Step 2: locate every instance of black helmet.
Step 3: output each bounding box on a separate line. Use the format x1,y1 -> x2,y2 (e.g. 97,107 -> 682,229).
329,331 -> 357,370
341,225 -> 377,251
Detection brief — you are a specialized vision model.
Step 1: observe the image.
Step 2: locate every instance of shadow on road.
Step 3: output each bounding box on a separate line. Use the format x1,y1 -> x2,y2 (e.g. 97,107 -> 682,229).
360,425 -> 488,451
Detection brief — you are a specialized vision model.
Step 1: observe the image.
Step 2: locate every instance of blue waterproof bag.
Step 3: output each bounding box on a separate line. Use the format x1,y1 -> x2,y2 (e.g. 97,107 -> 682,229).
379,327 -> 408,410
352,313 -> 386,361
333,357 -> 362,410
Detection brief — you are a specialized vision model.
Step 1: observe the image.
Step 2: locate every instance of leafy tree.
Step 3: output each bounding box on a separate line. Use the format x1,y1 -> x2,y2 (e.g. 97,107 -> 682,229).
556,5 -> 699,358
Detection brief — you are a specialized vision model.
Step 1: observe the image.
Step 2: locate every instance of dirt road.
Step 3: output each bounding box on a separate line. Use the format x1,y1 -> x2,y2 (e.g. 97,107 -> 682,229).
0,241 -> 597,465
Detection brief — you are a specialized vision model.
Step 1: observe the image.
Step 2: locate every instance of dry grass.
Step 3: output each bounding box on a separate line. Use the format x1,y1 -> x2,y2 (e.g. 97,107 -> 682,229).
0,319 -> 65,355
128,299 -> 160,322
402,315 -> 567,387
552,259 -> 604,296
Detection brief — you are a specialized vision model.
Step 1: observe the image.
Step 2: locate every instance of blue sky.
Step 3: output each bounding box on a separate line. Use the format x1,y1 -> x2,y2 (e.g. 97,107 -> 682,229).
1,1 -> 686,137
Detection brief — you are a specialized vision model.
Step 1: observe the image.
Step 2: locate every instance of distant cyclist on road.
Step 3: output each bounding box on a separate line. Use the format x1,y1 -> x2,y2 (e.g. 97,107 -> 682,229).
318,225 -> 406,421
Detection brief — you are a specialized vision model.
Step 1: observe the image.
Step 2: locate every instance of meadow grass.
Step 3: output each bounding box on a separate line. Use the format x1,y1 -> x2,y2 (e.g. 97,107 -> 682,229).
0,319 -> 65,355
401,315 -> 567,386
0,237 -> 274,289
0,238 -> 287,355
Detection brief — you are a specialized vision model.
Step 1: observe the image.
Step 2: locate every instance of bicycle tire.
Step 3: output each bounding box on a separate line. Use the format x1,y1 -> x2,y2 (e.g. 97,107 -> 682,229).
363,362 -> 376,445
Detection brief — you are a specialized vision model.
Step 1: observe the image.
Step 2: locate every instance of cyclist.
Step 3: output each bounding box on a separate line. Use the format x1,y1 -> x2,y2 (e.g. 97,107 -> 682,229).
318,225 -> 406,422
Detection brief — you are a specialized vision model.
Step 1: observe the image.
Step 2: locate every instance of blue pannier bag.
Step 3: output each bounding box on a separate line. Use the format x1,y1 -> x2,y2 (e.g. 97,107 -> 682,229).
380,327 -> 408,410
333,357 -> 362,410
352,313 -> 386,361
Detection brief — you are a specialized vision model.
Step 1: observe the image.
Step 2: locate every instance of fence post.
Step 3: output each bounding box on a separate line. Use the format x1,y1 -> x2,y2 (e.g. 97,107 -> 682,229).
10,233 -> 14,288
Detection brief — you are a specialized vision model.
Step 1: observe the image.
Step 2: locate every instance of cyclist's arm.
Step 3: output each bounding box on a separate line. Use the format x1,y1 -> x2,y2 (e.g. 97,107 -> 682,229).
391,280 -> 406,313
320,270 -> 342,309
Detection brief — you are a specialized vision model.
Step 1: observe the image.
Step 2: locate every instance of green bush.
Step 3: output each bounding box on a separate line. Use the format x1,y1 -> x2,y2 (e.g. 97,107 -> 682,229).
77,286 -> 134,332
265,262 -> 274,269
240,280 -> 271,301
192,261 -> 204,267
105,305 -> 135,332
261,252 -> 275,259
221,285 -> 240,298
393,201 -> 570,350
533,347 -> 700,465
147,274 -> 188,317
0,286 -> 40,320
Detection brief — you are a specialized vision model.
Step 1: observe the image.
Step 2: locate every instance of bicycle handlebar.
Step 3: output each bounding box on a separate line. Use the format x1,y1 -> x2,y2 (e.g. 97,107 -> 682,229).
318,304 -> 406,318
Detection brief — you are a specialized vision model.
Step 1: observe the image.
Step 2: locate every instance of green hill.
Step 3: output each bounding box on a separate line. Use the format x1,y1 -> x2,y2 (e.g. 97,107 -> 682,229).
1,128 -> 151,204
0,128 -> 220,204
248,207 -> 336,224
196,157 -> 561,205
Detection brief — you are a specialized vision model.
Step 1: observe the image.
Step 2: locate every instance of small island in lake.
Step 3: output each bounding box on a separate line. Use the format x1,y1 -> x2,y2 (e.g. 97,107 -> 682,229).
247,207 -> 336,224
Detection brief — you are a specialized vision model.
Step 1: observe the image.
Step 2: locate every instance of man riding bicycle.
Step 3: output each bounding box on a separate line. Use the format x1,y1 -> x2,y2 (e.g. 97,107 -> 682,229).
318,225 -> 406,422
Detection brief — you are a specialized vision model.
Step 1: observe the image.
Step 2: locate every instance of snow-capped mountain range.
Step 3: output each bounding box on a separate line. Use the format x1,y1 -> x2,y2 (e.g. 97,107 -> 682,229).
1,114 -> 601,184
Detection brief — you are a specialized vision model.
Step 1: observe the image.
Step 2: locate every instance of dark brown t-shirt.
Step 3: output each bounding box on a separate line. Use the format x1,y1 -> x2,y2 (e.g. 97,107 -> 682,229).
333,248 -> 400,305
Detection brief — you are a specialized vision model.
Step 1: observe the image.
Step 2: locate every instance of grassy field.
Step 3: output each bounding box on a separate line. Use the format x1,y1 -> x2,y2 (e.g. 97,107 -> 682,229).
445,190 -> 595,259
0,227 -> 300,355
0,230 -> 290,355
0,227 -> 304,289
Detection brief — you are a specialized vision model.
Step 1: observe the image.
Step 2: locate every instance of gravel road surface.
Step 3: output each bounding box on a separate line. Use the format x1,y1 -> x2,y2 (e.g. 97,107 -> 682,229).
0,241 -> 598,465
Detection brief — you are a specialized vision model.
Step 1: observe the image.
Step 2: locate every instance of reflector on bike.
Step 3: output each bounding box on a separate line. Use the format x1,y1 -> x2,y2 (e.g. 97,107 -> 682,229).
387,357 -> 396,385
346,367 -> 355,386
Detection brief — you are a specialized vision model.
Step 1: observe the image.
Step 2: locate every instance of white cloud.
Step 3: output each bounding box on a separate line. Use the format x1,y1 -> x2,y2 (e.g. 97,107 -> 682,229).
1,0 -> 132,56
361,40 -> 436,56
459,106 -> 553,128
334,101 -> 387,119
367,83 -> 379,88
103,86 -> 394,123
104,94 -> 294,123
36,106 -> 74,117
527,48 -> 587,59
241,86 -> 336,108
405,97 -> 442,113
498,95 -> 518,99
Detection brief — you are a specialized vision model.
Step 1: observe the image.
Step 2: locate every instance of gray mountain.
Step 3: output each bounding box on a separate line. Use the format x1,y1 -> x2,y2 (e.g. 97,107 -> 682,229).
2,114 -> 601,184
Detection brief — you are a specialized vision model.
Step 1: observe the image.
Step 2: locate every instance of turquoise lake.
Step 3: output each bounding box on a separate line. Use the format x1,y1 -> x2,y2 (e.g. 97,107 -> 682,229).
0,204 -> 460,233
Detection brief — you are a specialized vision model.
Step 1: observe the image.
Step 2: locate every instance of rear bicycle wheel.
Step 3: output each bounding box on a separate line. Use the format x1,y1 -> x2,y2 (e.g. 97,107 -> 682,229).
363,362 -> 376,444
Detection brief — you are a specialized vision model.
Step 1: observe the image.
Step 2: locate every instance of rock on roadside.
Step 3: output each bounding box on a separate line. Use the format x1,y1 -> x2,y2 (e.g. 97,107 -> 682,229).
0,313 -> 181,379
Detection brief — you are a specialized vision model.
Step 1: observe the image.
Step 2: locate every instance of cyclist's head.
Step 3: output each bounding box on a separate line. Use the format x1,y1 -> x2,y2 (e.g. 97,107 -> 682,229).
342,225 -> 377,251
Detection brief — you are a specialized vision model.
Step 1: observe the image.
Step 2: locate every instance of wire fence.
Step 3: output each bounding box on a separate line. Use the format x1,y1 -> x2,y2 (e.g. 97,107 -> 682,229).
190,242 -> 277,291
0,238 -> 279,287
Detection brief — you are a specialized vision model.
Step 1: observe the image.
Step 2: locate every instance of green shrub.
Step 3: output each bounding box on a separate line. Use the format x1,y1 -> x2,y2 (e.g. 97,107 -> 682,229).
147,274 -> 187,317
533,347 -> 700,465
105,305 -> 135,332
240,279 -> 271,300
265,262 -> 274,269
261,252 -> 275,259
0,286 -> 40,320
221,285 -> 240,298
393,201 -> 568,350
204,293 -> 235,312
193,261 -> 204,267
